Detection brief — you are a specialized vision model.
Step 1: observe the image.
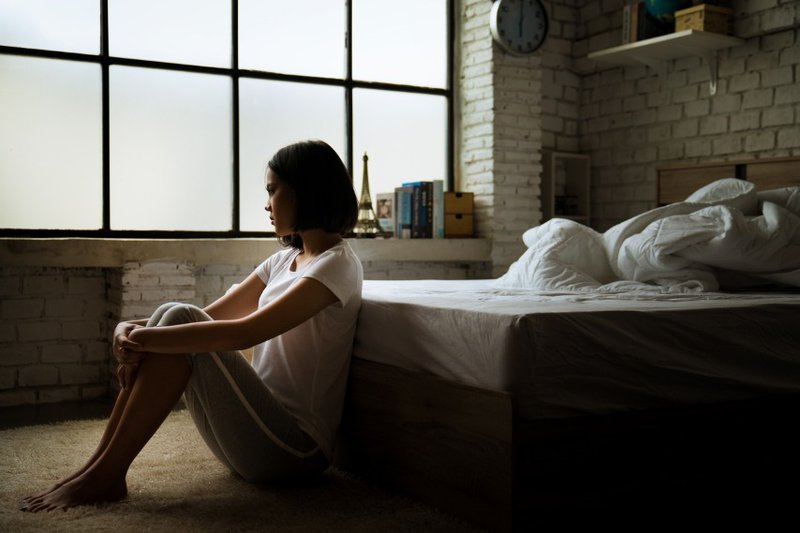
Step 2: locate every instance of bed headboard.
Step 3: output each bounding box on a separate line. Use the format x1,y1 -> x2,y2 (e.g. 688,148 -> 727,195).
657,156 -> 800,205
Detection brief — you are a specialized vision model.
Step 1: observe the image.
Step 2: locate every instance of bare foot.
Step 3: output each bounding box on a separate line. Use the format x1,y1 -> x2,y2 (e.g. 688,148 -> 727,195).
21,465 -> 90,506
21,474 -> 127,512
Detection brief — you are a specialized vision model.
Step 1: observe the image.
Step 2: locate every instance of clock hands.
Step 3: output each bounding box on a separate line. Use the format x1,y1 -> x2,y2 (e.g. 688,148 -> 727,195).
518,1 -> 524,39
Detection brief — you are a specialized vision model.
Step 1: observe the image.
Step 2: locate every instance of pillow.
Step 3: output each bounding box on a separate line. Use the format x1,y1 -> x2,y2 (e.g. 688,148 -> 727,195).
757,187 -> 800,217
685,178 -> 757,215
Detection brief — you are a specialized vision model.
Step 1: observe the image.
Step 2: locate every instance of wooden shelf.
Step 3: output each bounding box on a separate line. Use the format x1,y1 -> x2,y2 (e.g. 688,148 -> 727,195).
587,29 -> 744,95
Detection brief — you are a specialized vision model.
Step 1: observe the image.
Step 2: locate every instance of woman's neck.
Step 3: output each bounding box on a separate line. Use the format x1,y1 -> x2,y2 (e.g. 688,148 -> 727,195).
297,229 -> 342,257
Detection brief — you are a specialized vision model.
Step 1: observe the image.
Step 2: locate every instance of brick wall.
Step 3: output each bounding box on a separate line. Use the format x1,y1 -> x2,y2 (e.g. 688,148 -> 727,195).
0,258 -> 488,407
574,0 -> 800,230
0,267 -> 112,407
460,0 -> 544,276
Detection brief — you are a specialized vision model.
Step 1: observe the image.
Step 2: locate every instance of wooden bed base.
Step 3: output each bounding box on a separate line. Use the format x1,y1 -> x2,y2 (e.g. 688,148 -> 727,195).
336,358 -> 800,530
336,157 -> 800,530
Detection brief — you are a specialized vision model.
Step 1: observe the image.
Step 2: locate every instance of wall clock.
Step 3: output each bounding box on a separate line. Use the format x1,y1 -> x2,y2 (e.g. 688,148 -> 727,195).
489,0 -> 549,56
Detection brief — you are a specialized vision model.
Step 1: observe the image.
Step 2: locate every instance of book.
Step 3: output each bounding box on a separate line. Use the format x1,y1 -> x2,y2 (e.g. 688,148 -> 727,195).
376,192 -> 395,234
630,2 -> 639,42
634,2 -> 673,41
622,4 -> 631,44
432,180 -> 444,239
403,181 -> 433,238
394,186 -> 413,239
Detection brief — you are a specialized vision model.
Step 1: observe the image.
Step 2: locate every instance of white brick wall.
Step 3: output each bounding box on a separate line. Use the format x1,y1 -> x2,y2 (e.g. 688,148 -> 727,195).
0,267 -> 111,407
460,0 -> 544,276
578,0 -> 800,230
1,256 -> 489,407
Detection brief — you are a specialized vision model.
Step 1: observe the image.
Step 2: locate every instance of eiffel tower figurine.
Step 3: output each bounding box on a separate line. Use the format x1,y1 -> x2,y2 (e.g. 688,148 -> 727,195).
354,151 -> 385,237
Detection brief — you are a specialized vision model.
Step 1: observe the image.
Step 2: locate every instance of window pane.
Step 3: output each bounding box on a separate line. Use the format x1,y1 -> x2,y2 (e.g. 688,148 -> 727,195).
110,67 -> 232,231
0,0 -> 100,54
0,55 -> 102,230
353,0 -> 447,88
238,79 -> 345,232
109,0 -> 231,67
238,0 -> 345,79
353,89 -> 447,202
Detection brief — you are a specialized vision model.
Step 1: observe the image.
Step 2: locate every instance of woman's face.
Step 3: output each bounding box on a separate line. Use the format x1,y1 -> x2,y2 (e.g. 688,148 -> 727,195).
265,169 -> 296,236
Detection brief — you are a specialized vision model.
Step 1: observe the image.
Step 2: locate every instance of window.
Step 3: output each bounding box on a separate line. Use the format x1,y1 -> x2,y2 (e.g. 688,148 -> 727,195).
0,0 -> 452,236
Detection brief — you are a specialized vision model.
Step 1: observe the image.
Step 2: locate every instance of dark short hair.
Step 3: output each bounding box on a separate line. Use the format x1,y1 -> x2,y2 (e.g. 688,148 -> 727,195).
267,140 -> 358,249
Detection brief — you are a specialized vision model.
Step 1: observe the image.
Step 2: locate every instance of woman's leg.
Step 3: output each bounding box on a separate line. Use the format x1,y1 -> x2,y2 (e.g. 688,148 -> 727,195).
23,351 -> 191,512
22,302 -> 181,506
22,302 -> 191,512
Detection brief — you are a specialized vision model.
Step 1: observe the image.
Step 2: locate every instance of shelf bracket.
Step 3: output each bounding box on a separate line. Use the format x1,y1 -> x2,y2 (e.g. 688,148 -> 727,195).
703,52 -> 719,96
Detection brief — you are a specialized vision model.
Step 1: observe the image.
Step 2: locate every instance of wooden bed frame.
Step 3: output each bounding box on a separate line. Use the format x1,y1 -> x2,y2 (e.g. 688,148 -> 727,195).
335,156 -> 800,530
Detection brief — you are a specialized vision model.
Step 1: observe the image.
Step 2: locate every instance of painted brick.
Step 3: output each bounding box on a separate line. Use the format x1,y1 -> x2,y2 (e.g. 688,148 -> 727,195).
731,111 -> 761,132
41,344 -> 83,364
712,136 -> 742,155
712,94 -> 742,114
0,390 -> 36,407
672,85 -> 698,104
762,5 -> 797,32
744,131 -> 776,151
19,365 -> 59,387
778,128 -> 800,148
742,89 -> 775,109
62,321 -> 101,340
685,100 -> 710,117
762,107 -> 795,126
673,119 -> 699,138
23,276 -> 65,295
18,322 -> 61,342
67,276 -> 106,296
0,324 -> 14,342
82,385 -> 110,400
85,342 -> 111,363
685,139 -> 712,157
0,368 -> 16,389
775,85 -> 800,105
0,345 -> 38,366
730,72 -> 760,93
1,299 -> 44,319
44,298 -> 84,318
39,387 -> 80,403
60,364 -> 100,385
700,116 -> 728,135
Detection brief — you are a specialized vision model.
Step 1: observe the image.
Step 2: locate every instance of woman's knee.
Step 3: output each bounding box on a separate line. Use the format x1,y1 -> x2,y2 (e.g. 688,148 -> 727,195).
156,303 -> 209,327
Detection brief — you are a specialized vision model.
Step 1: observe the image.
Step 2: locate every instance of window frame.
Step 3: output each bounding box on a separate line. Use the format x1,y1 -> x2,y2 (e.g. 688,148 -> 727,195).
0,0 -> 454,238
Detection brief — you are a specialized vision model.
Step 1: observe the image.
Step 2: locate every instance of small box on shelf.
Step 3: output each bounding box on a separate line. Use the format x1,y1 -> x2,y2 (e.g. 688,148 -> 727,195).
444,192 -> 474,238
675,4 -> 733,35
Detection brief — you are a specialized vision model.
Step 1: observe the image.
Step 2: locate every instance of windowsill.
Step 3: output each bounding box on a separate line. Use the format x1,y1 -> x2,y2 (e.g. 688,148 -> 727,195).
0,237 -> 491,267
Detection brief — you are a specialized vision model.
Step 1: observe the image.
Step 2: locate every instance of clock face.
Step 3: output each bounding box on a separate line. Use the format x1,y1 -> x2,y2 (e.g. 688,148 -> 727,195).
490,0 -> 549,56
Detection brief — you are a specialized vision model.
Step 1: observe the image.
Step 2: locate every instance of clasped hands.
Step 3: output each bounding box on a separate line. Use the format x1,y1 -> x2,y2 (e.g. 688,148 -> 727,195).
114,322 -> 147,390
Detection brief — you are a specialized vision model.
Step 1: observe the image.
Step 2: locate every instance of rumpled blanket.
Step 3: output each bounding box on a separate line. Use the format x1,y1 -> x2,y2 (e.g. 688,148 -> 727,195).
494,178 -> 800,293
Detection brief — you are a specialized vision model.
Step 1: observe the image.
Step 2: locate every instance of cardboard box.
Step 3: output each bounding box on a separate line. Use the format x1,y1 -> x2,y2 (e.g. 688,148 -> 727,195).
444,191 -> 474,214
444,213 -> 473,238
675,4 -> 733,35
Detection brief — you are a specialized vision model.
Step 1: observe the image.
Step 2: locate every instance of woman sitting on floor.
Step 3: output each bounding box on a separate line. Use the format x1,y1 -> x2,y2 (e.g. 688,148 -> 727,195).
22,140 -> 363,512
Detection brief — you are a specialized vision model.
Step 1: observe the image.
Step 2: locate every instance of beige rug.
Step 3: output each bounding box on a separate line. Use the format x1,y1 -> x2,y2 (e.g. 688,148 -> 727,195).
0,410 -> 479,532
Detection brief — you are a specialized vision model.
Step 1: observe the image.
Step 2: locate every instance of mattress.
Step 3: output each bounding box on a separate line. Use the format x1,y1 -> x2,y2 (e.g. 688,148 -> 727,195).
353,279 -> 800,419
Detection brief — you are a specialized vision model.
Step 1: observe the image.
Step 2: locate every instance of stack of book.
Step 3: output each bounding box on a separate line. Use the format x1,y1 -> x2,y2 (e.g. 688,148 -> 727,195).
376,180 -> 445,239
622,2 -> 674,44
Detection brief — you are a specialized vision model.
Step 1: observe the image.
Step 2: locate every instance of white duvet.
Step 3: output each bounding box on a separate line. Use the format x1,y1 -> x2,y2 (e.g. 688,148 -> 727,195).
495,179 -> 800,292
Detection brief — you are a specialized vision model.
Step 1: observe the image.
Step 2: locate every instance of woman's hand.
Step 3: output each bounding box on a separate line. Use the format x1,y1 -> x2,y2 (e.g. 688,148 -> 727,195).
113,322 -> 146,363
114,322 -> 148,390
116,362 -> 139,391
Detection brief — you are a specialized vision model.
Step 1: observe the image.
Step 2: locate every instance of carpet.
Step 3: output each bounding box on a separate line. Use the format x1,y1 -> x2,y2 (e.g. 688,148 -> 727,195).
0,410 -> 479,532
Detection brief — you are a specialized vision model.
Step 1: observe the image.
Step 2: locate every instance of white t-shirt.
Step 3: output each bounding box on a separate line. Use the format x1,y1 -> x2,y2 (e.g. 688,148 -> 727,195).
251,240 -> 362,460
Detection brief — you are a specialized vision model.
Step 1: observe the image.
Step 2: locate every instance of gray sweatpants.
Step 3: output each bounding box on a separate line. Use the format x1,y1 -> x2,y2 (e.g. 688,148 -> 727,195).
147,302 -> 329,483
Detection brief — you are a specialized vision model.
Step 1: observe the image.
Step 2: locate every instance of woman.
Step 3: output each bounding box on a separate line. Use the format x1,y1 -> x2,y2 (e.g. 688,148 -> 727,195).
22,140 -> 362,512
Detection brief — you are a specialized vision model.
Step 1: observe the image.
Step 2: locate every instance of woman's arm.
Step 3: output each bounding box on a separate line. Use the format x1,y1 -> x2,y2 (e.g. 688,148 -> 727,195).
203,270 -> 265,320
125,277 -> 338,355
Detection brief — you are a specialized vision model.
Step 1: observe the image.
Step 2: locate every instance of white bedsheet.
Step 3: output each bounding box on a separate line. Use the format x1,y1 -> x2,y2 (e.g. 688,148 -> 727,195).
495,179 -> 800,293
354,279 -> 800,419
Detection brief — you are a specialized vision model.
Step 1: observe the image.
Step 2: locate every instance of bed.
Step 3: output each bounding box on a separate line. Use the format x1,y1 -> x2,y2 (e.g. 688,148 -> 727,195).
335,156 -> 800,530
